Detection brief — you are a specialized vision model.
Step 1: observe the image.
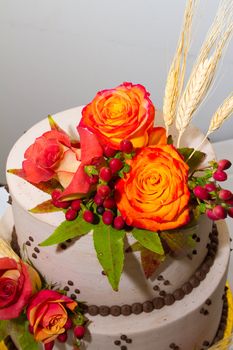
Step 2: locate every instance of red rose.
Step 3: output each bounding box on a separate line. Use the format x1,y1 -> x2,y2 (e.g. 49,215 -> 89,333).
0,239 -> 41,320
27,290 -> 77,344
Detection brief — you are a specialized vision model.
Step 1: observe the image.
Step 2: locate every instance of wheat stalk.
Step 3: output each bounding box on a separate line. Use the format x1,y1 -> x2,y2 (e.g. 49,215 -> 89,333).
176,22 -> 233,147
208,93 -> 233,134
163,0 -> 196,135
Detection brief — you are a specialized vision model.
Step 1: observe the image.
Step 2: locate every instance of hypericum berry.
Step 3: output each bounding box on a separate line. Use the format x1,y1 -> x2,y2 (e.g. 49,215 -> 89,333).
204,183 -> 217,192
99,167 -> 112,182
226,198 -> 233,206
53,199 -> 70,209
213,205 -> 227,219
103,197 -> 116,209
228,207 -> 233,218
65,208 -> 77,221
97,206 -> 105,215
219,189 -> 232,201
51,189 -> 62,201
103,145 -> 117,158
102,210 -> 114,225
113,216 -> 125,230
206,209 -> 219,221
213,170 -> 228,182
57,332 -> 68,343
109,158 -> 123,173
87,175 -> 99,185
218,159 -> 232,171
71,199 -> 82,211
83,210 -> 94,223
193,186 -> 209,200
97,185 -> 111,198
120,139 -> 133,153
74,325 -> 86,339
64,318 -> 73,330
94,193 -> 104,206
44,341 -> 55,350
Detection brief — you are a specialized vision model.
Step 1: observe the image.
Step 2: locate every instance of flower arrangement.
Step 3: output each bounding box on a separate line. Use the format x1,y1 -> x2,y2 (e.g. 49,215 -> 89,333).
0,239 -> 87,350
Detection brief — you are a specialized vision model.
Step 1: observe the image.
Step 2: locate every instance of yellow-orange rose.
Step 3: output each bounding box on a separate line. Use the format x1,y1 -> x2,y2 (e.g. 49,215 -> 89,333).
79,82 -> 155,149
115,145 -> 190,231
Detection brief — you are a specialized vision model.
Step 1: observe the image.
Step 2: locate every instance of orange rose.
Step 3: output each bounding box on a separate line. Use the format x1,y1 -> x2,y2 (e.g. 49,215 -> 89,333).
26,290 -> 77,344
79,82 -> 155,149
115,145 -> 190,231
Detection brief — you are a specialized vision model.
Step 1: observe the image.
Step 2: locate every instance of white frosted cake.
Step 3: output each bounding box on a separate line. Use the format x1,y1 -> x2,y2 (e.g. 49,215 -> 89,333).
5,105 -> 231,350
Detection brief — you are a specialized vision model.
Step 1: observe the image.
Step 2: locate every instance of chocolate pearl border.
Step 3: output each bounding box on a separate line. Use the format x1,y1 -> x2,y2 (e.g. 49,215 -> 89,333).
86,224 -> 219,317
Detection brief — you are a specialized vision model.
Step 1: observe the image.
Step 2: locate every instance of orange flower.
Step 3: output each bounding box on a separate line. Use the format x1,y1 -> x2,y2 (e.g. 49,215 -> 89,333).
115,145 -> 190,231
26,290 -> 77,344
79,82 -> 155,149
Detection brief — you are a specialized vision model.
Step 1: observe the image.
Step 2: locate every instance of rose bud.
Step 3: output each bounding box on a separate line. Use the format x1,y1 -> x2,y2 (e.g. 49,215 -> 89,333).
218,159 -> 232,171
218,189 -> 232,201
193,186 -> 209,200
213,170 -> 227,182
213,205 -> 227,219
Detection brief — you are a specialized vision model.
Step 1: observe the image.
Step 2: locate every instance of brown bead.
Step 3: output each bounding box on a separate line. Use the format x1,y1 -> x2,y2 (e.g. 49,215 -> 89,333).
114,340 -> 121,345
99,305 -> 110,316
70,294 -> 77,300
205,299 -> 212,306
173,289 -> 185,301
67,280 -> 74,286
34,247 -> 40,253
143,301 -> 154,313
157,275 -> 164,280
29,236 -> 34,242
201,264 -> 210,274
32,253 -> 37,259
121,305 -> 132,316
195,270 -> 206,281
159,290 -> 166,297
25,241 -> 31,246
190,276 -> 200,288
164,294 -> 175,306
153,285 -> 159,291
110,305 -> 121,316
126,339 -> 132,343
132,303 -> 143,314
182,282 -> 193,295
75,289 -> 80,294
120,335 -> 127,340
88,305 -> 99,316
152,297 -> 164,309
164,280 -> 170,285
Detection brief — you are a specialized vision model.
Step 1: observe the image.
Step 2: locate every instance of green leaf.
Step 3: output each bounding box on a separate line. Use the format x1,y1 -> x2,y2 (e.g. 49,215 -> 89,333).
118,163 -> 131,178
39,216 -> 93,246
0,320 -> 9,341
93,223 -> 125,291
29,199 -> 63,213
132,229 -> 164,255
141,248 -> 165,278
178,148 -> 206,173
125,241 -> 143,253
11,318 -> 39,350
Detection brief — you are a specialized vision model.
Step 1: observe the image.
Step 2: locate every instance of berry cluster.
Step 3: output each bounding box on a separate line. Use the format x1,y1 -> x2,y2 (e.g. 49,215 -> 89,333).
51,139 -> 134,230
191,159 -> 233,221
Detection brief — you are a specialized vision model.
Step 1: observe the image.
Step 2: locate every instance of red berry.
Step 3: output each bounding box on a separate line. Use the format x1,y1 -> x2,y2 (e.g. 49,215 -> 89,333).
74,325 -> 85,339
57,332 -> 68,343
193,186 -> 209,200
204,183 -> 217,192
83,210 -> 94,223
87,175 -> 99,184
102,210 -> 114,225
109,158 -> 123,173
113,216 -> 125,230
94,193 -> 104,206
65,208 -> 77,221
228,207 -> 233,218
99,167 -> 112,182
71,199 -> 82,211
103,145 -> 117,158
97,185 -> 111,198
51,189 -> 62,201
44,341 -> 55,350
103,197 -> 116,209
64,318 -> 73,330
120,139 -> 133,153
219,189 -> 232,201
206,209 -> 219,221
213,205 -> 227,219
226,198 -> 233,206
213,170 -> 228,182
53,199 -> 70,209
218,159 -> 232,171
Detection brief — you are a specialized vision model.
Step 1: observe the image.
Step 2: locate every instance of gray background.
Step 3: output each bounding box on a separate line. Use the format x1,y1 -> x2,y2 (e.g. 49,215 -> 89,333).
0,0 -> 232,182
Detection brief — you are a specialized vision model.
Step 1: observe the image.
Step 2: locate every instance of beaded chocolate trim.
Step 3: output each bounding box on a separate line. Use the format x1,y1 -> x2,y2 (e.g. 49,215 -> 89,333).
87,224 -> 219,317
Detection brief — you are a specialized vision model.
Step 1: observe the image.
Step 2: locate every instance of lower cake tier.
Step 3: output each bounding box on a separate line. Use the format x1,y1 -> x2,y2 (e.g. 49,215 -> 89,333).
0,210 -> 230,350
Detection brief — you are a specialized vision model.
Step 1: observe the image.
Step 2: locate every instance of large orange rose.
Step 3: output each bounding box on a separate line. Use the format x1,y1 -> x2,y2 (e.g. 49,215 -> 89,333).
79,82 -> 155,149
115,145 -> 190,231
